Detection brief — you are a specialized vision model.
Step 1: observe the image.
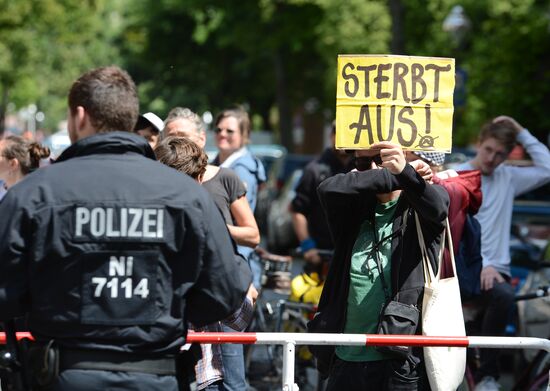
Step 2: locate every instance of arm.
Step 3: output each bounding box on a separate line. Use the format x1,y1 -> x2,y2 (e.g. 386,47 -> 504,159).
227,195 -> 260,248
0,192 -> 31,320
291,211 -> 309,243
290,164 -> 323,262
493,116 -> 550,196
291,211 -> 322,264
223,284 -> 257,331
377,142 -> 448,225
512,129 -> 550,195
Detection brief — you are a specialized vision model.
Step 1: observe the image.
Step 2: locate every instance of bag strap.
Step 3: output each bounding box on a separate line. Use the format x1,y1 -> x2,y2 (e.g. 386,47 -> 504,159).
415,213 -> 435,284
368,208 -> 412,301
443,217 -> 458,279
415,214 -> 457,283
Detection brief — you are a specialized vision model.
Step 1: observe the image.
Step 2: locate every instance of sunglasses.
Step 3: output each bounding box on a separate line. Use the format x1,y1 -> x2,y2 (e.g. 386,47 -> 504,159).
355,155 -> 382,171
214,127 -> 237,135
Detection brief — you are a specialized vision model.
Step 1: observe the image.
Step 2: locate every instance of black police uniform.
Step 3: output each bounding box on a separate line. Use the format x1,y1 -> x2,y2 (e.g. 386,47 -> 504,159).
0,132 -> 251,390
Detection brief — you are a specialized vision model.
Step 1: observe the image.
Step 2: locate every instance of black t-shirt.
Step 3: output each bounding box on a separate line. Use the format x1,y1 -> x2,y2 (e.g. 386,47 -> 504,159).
203,167 -> 247,225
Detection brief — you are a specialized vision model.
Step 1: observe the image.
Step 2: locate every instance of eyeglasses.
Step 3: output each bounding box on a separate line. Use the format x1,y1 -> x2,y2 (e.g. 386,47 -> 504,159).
355,155 -> 382,171
215,127 -> 237,135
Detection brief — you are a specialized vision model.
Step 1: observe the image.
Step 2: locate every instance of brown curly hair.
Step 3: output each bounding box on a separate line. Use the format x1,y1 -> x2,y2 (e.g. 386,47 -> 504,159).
1,135 -> 50,175
154,136 -> 208,181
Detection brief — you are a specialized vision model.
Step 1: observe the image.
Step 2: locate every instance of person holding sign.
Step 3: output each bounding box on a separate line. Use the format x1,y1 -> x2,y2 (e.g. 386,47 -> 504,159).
308,141 -> 449,390
457,115 -> 550,391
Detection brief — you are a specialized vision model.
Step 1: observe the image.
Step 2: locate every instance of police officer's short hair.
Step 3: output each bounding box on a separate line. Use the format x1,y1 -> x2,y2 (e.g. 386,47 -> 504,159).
68,66 -> 139,133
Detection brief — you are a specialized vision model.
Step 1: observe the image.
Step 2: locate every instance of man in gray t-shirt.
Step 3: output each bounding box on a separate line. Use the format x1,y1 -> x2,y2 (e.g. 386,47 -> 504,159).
457,115 -> 550,391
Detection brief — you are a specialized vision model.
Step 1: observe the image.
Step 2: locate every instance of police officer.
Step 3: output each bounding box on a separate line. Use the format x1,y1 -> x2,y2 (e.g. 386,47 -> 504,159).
0,66 -> 251,390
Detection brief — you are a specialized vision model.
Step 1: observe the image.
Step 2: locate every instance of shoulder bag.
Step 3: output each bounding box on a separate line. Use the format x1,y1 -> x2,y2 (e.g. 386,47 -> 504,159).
415,214 -> 466,391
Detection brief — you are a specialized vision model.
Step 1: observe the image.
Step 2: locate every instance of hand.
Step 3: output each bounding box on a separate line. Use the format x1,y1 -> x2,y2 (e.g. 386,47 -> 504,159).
436,169 -> 458,180
246,283 -> 258,306
408,159 -> 433,182
480,266 -> 505,291
370,142 -> 406,174
304,248 -> 322,265
493,115 -> 523,135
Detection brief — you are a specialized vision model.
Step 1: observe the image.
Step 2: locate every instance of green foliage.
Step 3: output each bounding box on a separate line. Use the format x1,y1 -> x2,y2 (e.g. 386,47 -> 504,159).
3,0 -> 550,147
402,0 -> 550,145
0,0 -> 124,132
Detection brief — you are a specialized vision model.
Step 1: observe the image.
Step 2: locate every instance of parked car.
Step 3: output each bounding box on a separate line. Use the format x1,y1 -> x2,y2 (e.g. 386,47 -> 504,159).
250,145 -> 288,235
43,129 -> 71,159
266,168 -> 304,253
260,154 -> 314,249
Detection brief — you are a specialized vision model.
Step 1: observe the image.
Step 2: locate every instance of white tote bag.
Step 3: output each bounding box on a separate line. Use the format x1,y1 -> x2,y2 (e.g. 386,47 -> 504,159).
415,214 -> 466,391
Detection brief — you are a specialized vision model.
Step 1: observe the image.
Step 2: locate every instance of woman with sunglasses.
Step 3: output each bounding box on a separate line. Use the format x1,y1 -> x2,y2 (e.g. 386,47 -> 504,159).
212,107 -> 267,286
212,107 -> 266,391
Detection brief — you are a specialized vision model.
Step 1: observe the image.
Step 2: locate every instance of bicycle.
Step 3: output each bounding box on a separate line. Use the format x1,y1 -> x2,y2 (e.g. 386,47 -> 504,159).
269,248 -> 333,391
245,247 -> 292,390
459,285 -> 550,391
245,247 -> 332,391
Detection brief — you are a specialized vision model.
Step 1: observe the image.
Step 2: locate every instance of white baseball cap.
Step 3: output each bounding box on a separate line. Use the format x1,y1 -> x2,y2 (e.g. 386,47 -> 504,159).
135,112 -> 164,133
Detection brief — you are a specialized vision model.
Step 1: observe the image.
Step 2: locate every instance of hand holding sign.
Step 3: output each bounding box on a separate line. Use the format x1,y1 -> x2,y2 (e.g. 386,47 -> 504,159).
409,159 -> 434,183
336,55 -> 455,152
370,142 -> 406,174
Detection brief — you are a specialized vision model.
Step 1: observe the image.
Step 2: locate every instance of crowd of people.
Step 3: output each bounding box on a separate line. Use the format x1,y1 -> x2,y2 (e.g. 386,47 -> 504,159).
0,64 -> 549,391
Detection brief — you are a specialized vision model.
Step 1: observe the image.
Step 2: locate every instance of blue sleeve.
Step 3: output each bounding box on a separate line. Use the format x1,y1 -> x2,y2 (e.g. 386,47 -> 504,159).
232,165 -> 259,211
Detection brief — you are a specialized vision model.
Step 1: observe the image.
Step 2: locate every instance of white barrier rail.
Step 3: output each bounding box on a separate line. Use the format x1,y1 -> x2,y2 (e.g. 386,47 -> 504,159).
2,332 -> 549,390
186,332 -> 550,391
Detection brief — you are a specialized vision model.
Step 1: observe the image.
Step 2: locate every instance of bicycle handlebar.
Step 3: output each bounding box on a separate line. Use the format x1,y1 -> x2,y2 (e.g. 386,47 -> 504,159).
514,285 -> 550,301
277,299 -> 317,312
291,247 -> 334,260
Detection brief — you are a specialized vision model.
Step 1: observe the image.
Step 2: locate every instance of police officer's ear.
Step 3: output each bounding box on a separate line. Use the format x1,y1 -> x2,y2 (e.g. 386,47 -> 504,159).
70,106 -> 97,140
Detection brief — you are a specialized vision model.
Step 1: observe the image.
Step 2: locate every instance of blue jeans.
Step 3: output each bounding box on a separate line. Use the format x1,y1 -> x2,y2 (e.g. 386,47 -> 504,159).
249,254 -> 263,290
220,324 -> 247,391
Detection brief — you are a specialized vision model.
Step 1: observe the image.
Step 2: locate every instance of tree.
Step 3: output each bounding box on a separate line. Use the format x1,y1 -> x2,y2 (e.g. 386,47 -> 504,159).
0,0 -> 124,135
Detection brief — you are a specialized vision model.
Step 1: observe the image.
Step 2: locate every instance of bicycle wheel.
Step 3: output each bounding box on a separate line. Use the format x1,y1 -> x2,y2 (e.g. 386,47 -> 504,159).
245,299 -> 279,384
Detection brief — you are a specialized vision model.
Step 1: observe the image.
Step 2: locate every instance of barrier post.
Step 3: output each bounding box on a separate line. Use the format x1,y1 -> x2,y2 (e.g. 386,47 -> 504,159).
282,340 -> 297,391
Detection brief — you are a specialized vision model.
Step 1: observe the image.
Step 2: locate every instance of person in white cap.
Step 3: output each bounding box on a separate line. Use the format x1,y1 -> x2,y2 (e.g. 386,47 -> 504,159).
134,112 -> 164,148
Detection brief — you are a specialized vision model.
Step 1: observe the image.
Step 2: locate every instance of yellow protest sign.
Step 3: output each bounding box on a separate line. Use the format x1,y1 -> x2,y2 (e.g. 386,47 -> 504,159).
335,55 -> 455,151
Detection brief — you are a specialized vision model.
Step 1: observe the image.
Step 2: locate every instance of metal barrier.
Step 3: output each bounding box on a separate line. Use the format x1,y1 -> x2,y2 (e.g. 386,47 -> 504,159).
186,332 -> 550,391
2,332 -> 549,390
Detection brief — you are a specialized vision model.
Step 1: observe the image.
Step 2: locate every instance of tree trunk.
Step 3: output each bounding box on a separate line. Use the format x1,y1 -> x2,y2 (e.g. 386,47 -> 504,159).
389,0 -> 405,54
0,86 -> 8,137
274,50 -> 293,152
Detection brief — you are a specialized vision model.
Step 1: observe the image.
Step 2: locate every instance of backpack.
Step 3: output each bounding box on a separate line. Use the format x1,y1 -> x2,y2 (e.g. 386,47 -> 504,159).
455,213 -> 483,300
